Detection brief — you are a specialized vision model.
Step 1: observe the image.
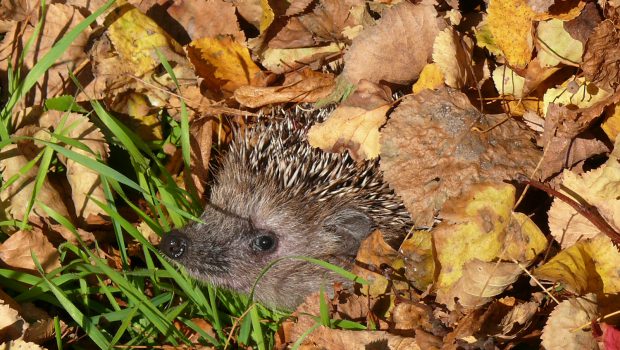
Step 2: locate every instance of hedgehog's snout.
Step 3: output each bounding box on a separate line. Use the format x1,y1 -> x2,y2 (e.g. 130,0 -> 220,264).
160,230 -> 189,259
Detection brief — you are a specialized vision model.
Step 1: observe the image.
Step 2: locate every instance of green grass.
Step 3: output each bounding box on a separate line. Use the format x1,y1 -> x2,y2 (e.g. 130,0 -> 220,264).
0,1 -> 368,348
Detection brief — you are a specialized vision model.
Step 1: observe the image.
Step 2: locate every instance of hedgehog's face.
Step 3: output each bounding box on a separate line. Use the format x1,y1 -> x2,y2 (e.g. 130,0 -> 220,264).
159,203 -> 374,309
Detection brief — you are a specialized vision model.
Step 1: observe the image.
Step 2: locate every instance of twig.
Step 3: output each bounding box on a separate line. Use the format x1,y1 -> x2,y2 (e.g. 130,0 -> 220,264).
517,175 -> 620,246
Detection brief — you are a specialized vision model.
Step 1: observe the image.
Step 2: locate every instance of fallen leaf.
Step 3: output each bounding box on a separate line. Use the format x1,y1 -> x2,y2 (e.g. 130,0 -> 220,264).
308,104 -> 389,161
166,0 -> 245,42
603,104 -> 620,141
582,9 -> 620,92
0,340 -> 45,350
493,65 -> 526,99
261,43 -> 344,74
485,0 -> 535,69
412,63 -> 445,94
536,18 -> 583,67
0,138 -> 70,222
269,0 -> 365,49
547,144 -> 620,247
289,294 -> 424,350
432,27 -> 474,89
400,230 -> 435,291
41,112 -> 110,223
0,299 -> 25,341
380,88 -> 540,226
540,294 -> 598,350
187,35 -> 264,94
0,230 -> 61,274
351,231 -> 401,298
342,1 -> 443,85
189,117 -> 214,203
0,4 -> 91,109
234,69 -> 334,108
533,235 -> 620,298
87,3 -> 191,101
433,183 -> 546,309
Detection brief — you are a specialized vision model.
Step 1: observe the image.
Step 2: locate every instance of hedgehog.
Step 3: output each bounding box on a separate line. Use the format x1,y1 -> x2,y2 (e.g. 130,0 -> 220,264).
159,107 -> 412,309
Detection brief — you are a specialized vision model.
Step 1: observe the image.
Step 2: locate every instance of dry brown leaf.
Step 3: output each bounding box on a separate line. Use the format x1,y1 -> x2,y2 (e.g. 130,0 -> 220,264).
562,2 -> 601,45
547,143 -> 620,247
342,1 -> 443,85
495,300 -> 539,339
351,230 -> 401,298
448,260 -> 522,309
166,0 -> 245,42
543,83 -> 620,141
269,0 -> 365,49
308,104 -> 388,161
189,117 -> 214,203
541,294 -> 598,350
284,0 -> 314,16
46,223 -> 95,245
0,230 -> 60,274
0,4 -> 90,109
0,0 -> 36,22
20,302 -> 55,344
0,141 -> 70,222
0,340 -> 45,350
582,9 -> 620,92
288,293 -> 423,349
443,297 -> 537,346
392,302 -> 436,332
539,132 -> 610,181
538,81 -> 620,179
260,43 -> 344,74
0,300 -> 25,341
341,80 -> 392,110
234,69 -> 334,108
432,27 -> 474,89
40,113 -> 110,223
380,88 -> 540,226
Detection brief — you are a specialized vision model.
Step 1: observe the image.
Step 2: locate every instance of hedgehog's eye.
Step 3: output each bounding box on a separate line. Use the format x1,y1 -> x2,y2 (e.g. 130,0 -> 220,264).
251,233 -> 277,252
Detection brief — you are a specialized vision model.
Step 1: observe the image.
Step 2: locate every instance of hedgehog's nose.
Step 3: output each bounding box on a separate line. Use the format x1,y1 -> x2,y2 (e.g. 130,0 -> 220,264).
160,231 -> 188,259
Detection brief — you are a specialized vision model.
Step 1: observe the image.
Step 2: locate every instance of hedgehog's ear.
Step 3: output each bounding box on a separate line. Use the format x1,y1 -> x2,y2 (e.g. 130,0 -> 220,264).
322,208 -> 374,249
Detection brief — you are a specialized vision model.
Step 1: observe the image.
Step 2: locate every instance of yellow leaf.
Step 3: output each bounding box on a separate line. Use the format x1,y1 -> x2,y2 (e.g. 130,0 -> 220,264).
543,77 -> 611,117
259,0 -> 274,33
504,213 -> 548,262
307,104 -> 389,161
536,18 -> 583,67
434,183 -> 515,293
534,234 -> 620,296
493,65 -> 526,98
188,36 -> 262,93
400,230 -> 435,291
433,183 -> 547,309
603,104 -> 620,141
412,63 -> 445,94
432,28 -> 473,89
106,4 -> 182,75
486,0 -> 535,68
